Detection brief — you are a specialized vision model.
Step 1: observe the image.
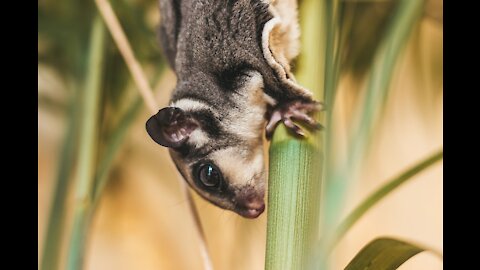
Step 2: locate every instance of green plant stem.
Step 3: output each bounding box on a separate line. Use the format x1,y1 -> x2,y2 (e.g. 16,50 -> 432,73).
92,63 -> 165,205
66,16 -> 106,270
92,97 -> 142,203
323,0 -> 341,240
266,138 -> 324,270
324,149 -> 443,254
324,0 -> 340,110
265,0 -> 326,269
322,0 -> 425,240
40,88 -> 80,270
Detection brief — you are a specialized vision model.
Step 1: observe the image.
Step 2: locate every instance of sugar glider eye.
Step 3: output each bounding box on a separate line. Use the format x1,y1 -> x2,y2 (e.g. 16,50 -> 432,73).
196,163 -> 223,189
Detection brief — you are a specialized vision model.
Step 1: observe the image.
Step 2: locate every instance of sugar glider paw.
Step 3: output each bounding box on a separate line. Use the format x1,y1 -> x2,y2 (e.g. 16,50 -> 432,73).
265,100 -> 324,140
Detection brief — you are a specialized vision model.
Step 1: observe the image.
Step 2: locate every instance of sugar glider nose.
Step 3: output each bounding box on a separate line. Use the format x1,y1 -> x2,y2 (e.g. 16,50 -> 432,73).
245,197 -> 265,211
237,194 -> 265,218
245,201 -> 265,218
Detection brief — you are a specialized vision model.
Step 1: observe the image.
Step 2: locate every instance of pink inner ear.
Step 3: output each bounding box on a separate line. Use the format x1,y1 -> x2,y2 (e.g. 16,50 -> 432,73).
163,112 -> 198,144
168,127 -> 189,142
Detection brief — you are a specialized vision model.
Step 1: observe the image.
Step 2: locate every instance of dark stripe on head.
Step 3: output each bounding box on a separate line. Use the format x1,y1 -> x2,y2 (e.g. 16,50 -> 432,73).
172,107 -> 243,160
190,109 -> 222,138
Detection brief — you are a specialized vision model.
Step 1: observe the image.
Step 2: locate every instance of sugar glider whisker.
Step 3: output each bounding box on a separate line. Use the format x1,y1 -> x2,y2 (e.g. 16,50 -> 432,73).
146,0 -> 323,218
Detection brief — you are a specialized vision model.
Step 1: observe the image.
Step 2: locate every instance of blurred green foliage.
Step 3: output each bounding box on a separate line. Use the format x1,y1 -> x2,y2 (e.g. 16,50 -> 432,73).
39,1 -> 166,269
339,1 -> 397,78
39,0 -> 164,109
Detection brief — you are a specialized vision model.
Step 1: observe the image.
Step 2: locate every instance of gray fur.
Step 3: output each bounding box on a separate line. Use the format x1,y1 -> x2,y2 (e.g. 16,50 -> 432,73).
159,0 -> 307,104
151,0 -> 316,218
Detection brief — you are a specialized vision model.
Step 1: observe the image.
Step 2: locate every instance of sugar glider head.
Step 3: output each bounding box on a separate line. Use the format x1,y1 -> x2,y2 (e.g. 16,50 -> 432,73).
146,74 -> 268,218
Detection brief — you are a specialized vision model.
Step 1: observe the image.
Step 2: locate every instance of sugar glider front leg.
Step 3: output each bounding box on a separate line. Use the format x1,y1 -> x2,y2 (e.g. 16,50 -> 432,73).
260,1 -> 324,139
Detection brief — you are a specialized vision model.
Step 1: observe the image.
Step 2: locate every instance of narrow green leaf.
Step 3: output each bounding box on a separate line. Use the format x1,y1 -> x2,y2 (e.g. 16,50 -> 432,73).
40,90 -> 80,270
92,97 -> 142,203
324,0 -> 340,109
92,64 -> 166,205
322,0 -> 425,239
345,237 -> 437,270
325,149 -> 443,253
66,15 -> 106,270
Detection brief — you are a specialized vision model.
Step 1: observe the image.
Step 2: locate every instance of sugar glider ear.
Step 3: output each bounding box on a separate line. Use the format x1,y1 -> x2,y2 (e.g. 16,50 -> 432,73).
261,3 -> 314,100
146,107 -> 198,149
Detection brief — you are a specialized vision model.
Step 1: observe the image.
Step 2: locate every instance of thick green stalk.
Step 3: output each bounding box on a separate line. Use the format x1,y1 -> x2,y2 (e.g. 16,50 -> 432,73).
266,139 -> 324,269
66,16 -> 106,270
264,0 -> 326,269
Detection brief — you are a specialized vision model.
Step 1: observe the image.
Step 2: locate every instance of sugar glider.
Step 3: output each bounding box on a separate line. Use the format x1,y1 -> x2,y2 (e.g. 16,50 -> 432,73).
146,0 -> 322,218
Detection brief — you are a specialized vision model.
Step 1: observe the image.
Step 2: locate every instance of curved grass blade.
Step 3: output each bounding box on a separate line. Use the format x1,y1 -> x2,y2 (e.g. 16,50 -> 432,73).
344,237 -> 441,270
325,149 -> 443,253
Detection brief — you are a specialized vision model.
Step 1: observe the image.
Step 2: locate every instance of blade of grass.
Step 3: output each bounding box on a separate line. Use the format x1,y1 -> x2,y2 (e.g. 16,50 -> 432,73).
94,1 -> 213,269
66,15 -> 106,270
344,237 -> 441,270
92,97 -> 143,202
322,1 -> 341,251
40,88 -> 80,270
322,3 -> 354,225
324,149 -> 443,254
92,63 -> 166,205
321,0 -> 425,242
265,0 -> 326,269
94,0 -> 156,112
326,0 -> 358,113
324,0 -> 340,109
